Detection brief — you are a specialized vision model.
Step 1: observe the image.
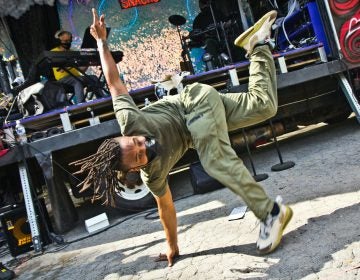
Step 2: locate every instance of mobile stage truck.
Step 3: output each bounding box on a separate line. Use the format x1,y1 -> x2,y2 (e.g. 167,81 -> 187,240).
0,0 -> 359,248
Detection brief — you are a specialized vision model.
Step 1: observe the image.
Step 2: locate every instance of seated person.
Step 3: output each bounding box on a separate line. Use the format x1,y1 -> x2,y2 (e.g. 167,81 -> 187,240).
51,30 -> 104,104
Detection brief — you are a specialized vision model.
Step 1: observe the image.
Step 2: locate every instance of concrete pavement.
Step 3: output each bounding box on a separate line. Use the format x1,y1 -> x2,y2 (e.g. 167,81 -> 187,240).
4,117 -> 360,279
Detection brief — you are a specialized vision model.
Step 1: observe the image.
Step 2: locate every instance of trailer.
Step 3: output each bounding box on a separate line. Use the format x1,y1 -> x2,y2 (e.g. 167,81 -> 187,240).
0,0 -> 359,238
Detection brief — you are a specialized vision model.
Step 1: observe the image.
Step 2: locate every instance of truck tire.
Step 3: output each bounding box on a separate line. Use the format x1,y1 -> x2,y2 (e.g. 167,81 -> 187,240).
102,179 -> 157,212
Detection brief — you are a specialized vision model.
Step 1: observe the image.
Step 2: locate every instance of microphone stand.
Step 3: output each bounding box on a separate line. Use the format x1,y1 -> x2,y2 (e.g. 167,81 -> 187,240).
176,25 -> 194,74
220,22 -> 233,63
209,0 -> 232,64
209,0 -> 221,43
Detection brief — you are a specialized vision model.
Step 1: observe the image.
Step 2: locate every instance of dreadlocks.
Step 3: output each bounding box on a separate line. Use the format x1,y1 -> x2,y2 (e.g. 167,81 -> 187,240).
69,138 -> 125,206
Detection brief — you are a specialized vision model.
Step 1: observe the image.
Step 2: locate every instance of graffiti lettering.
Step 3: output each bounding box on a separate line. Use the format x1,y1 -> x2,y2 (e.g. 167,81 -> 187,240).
329,0 -> 358,16
339,10 -> 360,64
346,16 -> 360,39
119,0 -> 160,9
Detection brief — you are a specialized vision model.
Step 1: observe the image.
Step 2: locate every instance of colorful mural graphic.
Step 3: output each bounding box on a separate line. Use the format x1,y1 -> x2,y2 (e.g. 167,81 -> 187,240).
329,0 -> 359,64
57,0 -> 199,89
339,9 -> 360,64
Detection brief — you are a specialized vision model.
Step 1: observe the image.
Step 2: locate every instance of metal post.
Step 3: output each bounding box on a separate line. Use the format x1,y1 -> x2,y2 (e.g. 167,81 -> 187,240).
18,144 -> 42,253
209,1 -> 221,43
337,73 -> 360,123
269,120 -> 296,171
242,129 -> 268,182
177,26 -> 194,74
220,22 -> 233,63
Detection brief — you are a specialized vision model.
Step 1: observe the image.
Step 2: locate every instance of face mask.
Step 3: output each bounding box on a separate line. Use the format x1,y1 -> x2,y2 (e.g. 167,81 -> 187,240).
145,137 -> 160,163
61,42 -> 71,50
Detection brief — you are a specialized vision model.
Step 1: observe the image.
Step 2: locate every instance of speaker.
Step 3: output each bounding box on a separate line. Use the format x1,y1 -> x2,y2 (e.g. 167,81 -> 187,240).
0,199 -> 52,257
189,161 -> 225,194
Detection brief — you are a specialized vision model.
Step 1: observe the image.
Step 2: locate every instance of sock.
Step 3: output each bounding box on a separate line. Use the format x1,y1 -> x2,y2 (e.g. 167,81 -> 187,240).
271,202 -> 280,216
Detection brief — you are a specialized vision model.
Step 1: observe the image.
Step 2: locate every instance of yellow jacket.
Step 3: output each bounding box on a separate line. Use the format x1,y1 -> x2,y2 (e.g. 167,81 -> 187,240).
51,47 -> 82,80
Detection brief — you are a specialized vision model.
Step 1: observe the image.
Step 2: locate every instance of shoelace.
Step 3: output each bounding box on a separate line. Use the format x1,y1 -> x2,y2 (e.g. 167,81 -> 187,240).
259,195 -> 283,239
259,213 -> 274,239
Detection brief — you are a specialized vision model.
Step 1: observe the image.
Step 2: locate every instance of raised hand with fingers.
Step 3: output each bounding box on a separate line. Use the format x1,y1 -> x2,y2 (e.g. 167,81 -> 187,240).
90,8 -> 107,41
90,8 -> 129,96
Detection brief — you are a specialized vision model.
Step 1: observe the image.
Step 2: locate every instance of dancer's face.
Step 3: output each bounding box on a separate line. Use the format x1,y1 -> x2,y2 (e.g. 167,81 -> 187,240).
114,136 -> 149,171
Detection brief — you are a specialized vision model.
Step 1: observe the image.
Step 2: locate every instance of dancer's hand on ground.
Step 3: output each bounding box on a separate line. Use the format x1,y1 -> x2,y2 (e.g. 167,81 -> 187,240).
156,244 -> 179,267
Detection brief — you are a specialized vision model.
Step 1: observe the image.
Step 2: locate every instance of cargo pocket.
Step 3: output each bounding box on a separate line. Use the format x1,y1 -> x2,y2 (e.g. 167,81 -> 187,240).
185,105 -> 221,160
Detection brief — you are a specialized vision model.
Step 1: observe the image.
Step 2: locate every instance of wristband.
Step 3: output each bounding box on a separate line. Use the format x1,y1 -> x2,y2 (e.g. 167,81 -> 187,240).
97,39 -> 107,51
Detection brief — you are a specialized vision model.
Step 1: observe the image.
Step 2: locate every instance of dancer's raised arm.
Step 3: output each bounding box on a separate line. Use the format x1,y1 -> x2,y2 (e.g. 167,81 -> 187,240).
90,8 -> 129,96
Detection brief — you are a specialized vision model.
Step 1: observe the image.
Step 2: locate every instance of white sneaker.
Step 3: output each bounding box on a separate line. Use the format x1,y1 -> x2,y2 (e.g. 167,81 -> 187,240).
234,10 -> 278,56
256,196 -> 293,254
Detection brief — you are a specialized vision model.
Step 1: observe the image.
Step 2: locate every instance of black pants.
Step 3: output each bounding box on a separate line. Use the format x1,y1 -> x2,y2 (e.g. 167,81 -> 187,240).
58,74 -> 104,104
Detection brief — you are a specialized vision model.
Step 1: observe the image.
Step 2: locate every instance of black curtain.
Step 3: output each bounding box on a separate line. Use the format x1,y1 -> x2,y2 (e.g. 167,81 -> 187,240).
5,3 -> 60,77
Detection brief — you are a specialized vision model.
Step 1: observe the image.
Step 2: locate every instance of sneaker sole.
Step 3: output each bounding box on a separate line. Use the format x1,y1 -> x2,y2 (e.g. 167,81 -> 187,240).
234,10 -> 278,48
258,205 -> 293,254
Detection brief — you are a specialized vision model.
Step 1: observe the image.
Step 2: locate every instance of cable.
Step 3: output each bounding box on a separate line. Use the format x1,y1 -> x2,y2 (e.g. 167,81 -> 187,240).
15,208 -> 157,257
144,209 -> 159,220
143,193 -> 194,221
5,254 -> 35,269
1,128 -> 196,250
0,245 -> 10,258
281,0 -> 299,49
65,209 -> 155,244
3,95 -> 19,126
1,135 -> 73,245
2,131 -> 83,184
50,193 -> 195,247
267,0 -> 279,10
18,142 -> 66,248
43,243 -> 69,253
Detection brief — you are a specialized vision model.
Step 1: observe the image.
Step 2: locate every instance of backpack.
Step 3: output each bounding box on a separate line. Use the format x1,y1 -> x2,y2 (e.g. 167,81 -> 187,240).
17,82 -> 45,117
39,81 -> 69,111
